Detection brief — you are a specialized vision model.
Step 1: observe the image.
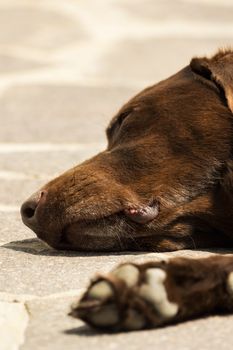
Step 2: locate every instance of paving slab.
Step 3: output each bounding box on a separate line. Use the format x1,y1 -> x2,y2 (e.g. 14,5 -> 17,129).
0,147 -> 105,176
0,301 -> 28,350
0,85 -> 136,143
22,295 -> 233,350
1,178 -> 46,206
0,212 -> 33,245
0,239 -> 230,297
22,294 -> 84,350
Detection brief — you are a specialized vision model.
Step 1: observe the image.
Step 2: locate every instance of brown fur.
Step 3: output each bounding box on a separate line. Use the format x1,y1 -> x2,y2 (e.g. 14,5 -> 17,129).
21,49 -> 233,252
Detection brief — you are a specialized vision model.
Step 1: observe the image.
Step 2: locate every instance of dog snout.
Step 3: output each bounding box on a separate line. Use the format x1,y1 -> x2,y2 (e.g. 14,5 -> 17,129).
21,190 -> 48,229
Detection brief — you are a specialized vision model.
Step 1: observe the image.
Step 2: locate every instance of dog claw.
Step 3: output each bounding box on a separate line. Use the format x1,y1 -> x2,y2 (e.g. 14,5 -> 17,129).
70,279 -> 120,328
70,300 -> 120,327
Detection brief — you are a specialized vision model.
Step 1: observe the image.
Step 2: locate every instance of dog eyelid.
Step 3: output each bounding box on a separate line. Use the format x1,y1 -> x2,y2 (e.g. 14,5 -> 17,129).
107,109 -> 133,139
118,110 -> 132,124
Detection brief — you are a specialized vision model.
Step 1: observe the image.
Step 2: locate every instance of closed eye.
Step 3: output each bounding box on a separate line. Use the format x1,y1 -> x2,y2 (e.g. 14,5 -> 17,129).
106,109 -> 132,142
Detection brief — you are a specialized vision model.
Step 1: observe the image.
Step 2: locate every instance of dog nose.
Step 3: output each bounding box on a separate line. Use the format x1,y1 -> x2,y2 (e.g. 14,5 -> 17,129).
21,190 -> 47,228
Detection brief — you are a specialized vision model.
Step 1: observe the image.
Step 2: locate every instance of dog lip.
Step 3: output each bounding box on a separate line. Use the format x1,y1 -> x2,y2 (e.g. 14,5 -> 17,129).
31,223 -> 64,249
124,202 -> 159,224
57,204 -> 158,247
33,200 -> 159,250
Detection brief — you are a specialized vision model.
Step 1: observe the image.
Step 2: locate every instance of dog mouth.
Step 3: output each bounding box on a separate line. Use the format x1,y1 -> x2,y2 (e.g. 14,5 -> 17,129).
44,214 -> 124,251
28,199 -> 223,252
35,202 -> 160,251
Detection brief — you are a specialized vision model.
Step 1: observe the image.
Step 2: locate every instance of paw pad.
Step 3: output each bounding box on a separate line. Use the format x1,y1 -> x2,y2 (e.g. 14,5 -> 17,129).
139,268 -> 178,319
88,280 -> 113,300
112,264 -> 139,287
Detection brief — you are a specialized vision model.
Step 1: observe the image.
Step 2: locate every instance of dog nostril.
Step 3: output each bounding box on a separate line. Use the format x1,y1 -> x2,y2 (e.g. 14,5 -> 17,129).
22,205 -> 36,219
21,190 -> 48,224
21,198 -> 39,221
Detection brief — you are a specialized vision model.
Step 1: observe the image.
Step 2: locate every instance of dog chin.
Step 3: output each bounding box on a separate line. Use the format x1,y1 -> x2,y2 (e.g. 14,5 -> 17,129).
53,221 -> 125,251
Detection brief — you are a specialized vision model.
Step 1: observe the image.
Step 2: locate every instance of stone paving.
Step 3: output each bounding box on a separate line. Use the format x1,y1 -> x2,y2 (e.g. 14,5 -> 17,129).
1,0 -> 233,349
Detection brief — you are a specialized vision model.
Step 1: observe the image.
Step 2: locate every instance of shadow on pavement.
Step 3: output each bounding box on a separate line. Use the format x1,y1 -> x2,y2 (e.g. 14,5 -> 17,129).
64,325 -> 100,337
63,324 -> 133,337
1,238 -> 143,257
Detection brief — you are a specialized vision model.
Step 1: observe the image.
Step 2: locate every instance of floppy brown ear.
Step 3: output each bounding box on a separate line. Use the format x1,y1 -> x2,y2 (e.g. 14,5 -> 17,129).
190,49 -> 233,113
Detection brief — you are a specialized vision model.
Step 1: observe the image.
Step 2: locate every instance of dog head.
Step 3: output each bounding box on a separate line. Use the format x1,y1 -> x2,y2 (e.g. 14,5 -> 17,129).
21,49 -> 233,251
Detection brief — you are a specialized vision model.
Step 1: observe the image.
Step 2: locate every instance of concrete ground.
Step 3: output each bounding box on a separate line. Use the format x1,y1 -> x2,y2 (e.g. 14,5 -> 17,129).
1,0 -> 233,349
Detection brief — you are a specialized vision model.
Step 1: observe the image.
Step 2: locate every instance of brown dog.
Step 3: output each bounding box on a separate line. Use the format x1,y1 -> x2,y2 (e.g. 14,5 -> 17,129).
21,48 -> 233,252
21,49 -> 233,331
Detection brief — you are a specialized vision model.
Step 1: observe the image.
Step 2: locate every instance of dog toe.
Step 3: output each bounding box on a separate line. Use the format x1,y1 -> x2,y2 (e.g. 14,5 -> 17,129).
111,263 -> 140,287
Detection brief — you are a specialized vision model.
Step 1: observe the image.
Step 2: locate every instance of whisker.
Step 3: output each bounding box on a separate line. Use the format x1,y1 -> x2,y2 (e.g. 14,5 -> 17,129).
124,221 -> 143,250
188,233 -> 197,249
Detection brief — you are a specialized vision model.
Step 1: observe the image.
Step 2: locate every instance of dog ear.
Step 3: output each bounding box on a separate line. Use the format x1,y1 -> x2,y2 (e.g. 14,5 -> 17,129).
190,49 -> 233,113
191,50 -> 233,191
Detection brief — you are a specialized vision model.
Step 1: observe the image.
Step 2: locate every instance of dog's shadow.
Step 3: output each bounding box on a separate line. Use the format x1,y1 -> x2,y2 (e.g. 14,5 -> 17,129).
2,238 -> 142,257
64,325 -> 104,337
2,237 -> 233,258
63,324 -> 134,336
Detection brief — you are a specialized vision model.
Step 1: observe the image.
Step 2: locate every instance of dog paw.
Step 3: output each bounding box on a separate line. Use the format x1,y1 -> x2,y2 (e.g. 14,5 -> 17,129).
69,263 -> 178,331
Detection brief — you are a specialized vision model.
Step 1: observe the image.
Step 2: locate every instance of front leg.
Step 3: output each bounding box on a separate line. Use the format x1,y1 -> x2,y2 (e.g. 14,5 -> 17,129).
70,256 -> 233,331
